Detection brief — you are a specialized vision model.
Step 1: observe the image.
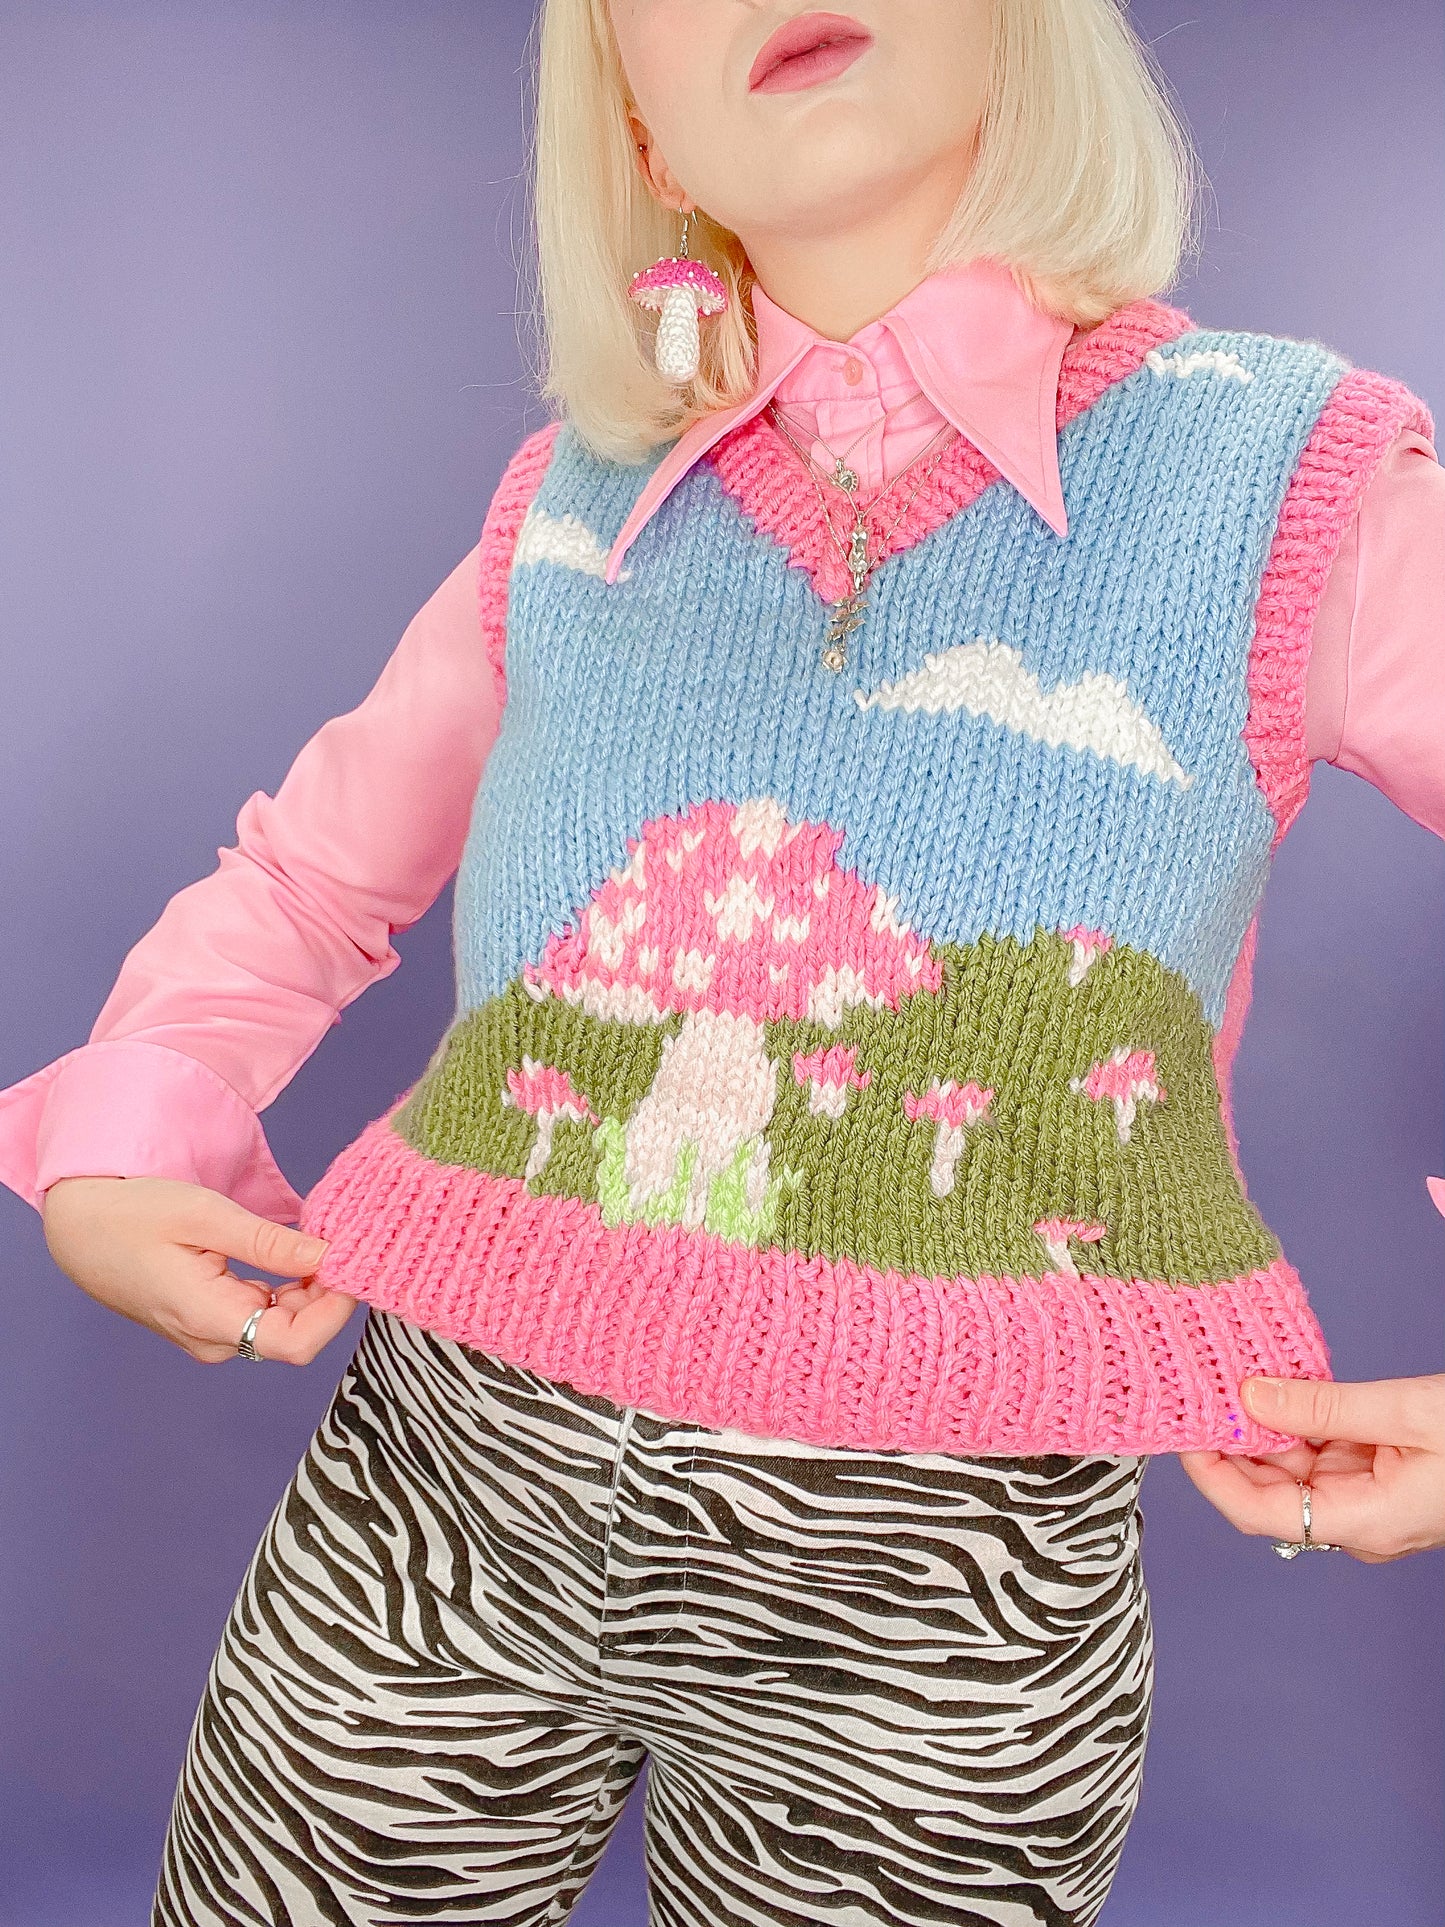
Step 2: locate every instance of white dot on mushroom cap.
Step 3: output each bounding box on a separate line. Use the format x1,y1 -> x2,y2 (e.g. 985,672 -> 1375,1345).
585,915 -> 627,973
731,798 -> 791,860
869,889 -> 911,937
664,827 -> 706,874
807,965 -> 885,1028
672,949 -> 716,992
608,846 -> 646,890
706,875 -> 776,942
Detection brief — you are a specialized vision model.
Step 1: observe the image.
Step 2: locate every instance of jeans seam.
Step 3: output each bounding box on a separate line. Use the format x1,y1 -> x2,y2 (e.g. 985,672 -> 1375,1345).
598,1404 -> 636,1671
666,1429 -> 700,1637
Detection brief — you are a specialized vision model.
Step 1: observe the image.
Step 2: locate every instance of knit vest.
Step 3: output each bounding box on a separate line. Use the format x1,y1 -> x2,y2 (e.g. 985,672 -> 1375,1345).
300,297 -> 1433,1457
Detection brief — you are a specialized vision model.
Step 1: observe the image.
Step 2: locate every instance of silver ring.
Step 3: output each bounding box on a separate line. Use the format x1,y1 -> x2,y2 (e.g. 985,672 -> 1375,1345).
236,1293 -> 276,1362
1272,1479 -> 1345,1558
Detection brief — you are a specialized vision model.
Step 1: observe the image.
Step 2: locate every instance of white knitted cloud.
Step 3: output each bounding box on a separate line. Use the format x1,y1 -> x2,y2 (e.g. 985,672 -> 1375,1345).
854,639 -> 1194,787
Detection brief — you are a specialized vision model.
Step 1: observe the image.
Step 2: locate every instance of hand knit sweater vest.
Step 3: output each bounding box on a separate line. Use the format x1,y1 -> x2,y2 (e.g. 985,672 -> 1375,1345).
300,297 -> 1433,1457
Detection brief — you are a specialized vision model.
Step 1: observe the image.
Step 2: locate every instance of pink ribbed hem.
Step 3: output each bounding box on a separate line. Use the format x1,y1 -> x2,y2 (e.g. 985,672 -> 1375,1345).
300,1104 -> 1332,1458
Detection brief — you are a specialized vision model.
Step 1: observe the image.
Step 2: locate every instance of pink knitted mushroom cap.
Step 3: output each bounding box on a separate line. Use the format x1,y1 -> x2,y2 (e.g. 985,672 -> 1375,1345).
525,797 -> 941,1027
627,257 -> 729,315
903,1079 -> 993,1127
503,1061 -> 595,1123
1033,1215 -> 1108,1245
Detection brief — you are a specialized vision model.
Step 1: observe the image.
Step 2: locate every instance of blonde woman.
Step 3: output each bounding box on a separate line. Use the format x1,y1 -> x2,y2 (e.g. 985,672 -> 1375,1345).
10,2 -> 1443,1922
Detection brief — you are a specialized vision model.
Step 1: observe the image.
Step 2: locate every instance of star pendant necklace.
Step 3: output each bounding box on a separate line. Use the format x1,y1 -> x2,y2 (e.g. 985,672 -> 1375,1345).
766,400 -> 958,671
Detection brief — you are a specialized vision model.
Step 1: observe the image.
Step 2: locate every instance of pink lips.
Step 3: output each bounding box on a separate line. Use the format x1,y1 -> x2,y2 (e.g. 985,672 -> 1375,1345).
748,11 -> 873,94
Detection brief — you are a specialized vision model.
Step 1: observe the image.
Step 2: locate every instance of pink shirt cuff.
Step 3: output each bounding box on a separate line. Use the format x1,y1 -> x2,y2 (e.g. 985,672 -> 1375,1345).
0,1038 -> 305,1223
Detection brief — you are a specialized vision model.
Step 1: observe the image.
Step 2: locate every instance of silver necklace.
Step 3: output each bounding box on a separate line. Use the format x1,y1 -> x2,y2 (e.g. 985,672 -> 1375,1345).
770,403 -> 878,496
766,401 -> 957,670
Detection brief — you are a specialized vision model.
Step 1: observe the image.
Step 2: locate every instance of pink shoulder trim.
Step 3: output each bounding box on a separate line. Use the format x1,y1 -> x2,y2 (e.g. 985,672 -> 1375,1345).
1246,369 -> 1436,847
478,420 -> 563,701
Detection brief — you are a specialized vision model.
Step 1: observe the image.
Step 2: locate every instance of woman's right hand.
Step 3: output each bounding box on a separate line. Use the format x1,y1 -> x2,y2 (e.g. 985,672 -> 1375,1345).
41,1175 -> 356,1365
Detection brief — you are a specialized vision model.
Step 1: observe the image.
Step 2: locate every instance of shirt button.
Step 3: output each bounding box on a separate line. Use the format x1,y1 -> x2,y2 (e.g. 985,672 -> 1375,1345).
843,356 -> 864,385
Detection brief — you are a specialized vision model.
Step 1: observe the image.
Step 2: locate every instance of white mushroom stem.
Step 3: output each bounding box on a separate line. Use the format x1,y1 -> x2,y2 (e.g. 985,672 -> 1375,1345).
654,283 -> 702,383
522,1100 -> 599,1184
524,1111 -> 559,1185
1113,1092 -> 1152,1143
928,1122 -> 968,1199
807,1080 -> 850,1120
623,1007 -> 777,1227
1068,939 -> 1096,987
743,1135 -> 773,1214
1040,1232 -> 1078,1276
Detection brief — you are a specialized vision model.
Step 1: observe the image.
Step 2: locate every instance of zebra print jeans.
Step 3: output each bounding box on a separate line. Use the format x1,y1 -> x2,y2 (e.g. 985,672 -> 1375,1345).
153,1305 -> 1154,1927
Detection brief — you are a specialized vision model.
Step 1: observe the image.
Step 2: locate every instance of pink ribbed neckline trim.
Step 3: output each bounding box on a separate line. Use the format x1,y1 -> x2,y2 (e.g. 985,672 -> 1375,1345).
705,295 -> 1196,604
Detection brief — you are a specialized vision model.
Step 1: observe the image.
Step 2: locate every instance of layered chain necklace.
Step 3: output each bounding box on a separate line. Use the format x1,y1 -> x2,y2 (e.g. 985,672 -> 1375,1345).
766,399 -> 957,671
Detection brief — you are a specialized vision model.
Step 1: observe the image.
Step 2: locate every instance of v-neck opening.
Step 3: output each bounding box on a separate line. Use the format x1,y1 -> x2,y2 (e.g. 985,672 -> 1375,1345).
703,295 -> 1198,607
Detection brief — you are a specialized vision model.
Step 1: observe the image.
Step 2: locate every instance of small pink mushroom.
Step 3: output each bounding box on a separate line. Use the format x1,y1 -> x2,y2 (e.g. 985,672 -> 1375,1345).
792,1044 -> 872,1119
1060,923 -> 1114,987
1069,1046 -> 1166,1145
1032,1215 -> 1107,1278
628,257 -> 729,384
502,1058 -> 598,1185
902,1078 -> 994,1198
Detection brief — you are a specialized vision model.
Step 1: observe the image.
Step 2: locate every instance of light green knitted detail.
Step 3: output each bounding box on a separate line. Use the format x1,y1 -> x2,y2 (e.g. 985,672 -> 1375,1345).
595,1114 -> 691,1228
394,925 -> 1280,1286
701,1139 -> 799,1244
592,1118 -> 798,1245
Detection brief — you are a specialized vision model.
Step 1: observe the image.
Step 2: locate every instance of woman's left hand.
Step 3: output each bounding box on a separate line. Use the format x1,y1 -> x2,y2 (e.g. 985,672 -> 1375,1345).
1179,1373 -> 1445,1561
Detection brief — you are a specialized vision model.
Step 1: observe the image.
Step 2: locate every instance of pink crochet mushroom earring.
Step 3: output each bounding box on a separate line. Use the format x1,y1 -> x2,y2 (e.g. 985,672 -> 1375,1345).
628,209 -> 730,386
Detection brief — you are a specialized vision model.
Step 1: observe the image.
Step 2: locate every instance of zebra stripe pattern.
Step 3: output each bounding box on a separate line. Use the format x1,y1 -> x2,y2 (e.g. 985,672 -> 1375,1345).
153,1306 -> 1154,1926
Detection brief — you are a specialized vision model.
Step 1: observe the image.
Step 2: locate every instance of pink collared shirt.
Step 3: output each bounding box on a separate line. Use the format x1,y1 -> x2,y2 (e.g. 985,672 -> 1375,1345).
2,263 -> 1442,1226
605,257 -> 1073,585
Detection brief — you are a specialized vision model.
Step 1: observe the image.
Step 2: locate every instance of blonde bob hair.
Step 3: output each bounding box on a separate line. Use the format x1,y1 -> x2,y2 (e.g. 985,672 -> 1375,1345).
525,0 -> 1204,464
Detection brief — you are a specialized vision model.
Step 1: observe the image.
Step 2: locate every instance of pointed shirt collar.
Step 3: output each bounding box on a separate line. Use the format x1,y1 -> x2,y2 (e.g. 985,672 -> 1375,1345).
603,254 -> 1076,585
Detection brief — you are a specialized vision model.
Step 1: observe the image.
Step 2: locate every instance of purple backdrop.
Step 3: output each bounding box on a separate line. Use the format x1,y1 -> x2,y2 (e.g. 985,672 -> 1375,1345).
1,4 -> 1440,1922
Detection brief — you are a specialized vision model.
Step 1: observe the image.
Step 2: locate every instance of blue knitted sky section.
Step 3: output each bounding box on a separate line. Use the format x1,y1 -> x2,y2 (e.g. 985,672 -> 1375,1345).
455,327 -> 1346,1030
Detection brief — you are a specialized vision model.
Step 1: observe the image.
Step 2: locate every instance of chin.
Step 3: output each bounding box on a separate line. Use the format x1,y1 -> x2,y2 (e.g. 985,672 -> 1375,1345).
746,114 -> 897,193
789,155 -> 908,221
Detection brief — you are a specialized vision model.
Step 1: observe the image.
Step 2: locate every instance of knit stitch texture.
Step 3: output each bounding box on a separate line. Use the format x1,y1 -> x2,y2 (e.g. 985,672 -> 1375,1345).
299,298 -> 1432,1456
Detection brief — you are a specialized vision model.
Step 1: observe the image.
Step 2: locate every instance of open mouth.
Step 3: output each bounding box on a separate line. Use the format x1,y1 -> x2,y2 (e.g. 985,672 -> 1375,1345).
748,11 -> 873,94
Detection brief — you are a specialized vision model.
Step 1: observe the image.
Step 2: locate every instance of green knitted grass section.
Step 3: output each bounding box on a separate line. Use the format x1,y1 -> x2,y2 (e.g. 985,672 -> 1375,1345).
393,925 -> 1279,1286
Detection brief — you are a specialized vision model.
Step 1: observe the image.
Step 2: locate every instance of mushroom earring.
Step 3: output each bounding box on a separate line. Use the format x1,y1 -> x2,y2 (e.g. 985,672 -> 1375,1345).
628,209 -> 730,386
